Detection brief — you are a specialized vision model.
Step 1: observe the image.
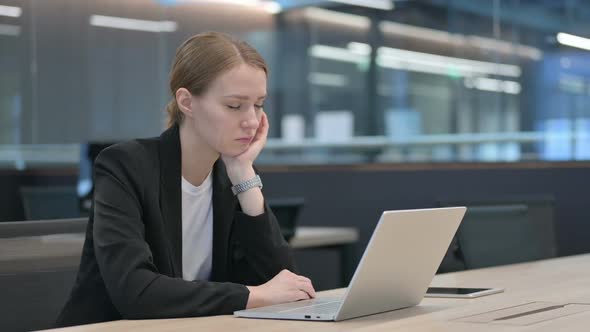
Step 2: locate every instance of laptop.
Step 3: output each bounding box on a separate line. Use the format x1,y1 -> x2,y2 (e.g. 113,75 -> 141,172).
234,207 -> 466,321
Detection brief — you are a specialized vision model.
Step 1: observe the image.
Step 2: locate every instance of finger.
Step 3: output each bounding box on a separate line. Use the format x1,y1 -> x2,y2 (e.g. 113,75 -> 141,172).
261,111 -> 269,131
258,110 -> 266,125
297,276 -> 315,294
280,269 -> 292,275
297,276 -> 312,284
255,112 -> 268,141
258,112 -> 269,135
295,290 -> 311,301
298,281 -> 316,298
249,122 -> 267,149
303,279 -> 317,298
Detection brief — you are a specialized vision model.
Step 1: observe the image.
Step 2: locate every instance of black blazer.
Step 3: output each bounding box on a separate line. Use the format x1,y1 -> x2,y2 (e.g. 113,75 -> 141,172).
56,125 -> 295,327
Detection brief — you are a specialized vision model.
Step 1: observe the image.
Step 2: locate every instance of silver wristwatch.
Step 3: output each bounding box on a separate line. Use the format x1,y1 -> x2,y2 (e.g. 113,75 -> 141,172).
231,175 -> 263,195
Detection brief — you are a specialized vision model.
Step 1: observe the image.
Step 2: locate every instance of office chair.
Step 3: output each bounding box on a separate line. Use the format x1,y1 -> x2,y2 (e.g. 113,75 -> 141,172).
19,185 -> 81,220
437,196 -> 557,270
0,218 -> 87,332
78,142 -> 117,214
268,198 -> 305,242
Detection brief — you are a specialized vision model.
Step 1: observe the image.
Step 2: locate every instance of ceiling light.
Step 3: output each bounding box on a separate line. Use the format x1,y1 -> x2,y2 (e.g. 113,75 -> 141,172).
168,0 -> 281,13
304,7 -> 370,29
464,77 -> 521,94
262,1 -> 281,14
89,15 -> 177,32
311,43 -> 522,78
347,42 -> 521,77
377,45 -> 521,77
0,5 -> 21,17
327,0 -> 393,10
557,32 -> 590,51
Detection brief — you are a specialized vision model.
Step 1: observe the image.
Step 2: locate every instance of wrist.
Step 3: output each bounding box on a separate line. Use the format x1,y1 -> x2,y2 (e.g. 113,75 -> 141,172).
245,285 -> 266,309
226,164 -> 255,185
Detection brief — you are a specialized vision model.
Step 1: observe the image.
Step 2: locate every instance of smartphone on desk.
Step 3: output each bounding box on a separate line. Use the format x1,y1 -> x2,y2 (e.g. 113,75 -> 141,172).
425,287 -> 504,298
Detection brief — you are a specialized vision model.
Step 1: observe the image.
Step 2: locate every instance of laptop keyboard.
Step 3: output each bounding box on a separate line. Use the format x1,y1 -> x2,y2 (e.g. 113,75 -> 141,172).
279,299 -> 342,314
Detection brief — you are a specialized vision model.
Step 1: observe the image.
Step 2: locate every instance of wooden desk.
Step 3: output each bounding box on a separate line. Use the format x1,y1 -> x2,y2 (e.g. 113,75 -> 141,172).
43,254 -> 590,332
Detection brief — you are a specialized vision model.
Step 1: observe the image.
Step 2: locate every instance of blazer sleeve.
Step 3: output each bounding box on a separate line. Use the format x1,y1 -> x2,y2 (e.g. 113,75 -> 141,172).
92,145 -> 249,319
229,202 -> 298,286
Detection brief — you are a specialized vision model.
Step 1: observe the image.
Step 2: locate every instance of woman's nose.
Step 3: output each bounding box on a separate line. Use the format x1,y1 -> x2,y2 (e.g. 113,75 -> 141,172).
241,107 -> 260,129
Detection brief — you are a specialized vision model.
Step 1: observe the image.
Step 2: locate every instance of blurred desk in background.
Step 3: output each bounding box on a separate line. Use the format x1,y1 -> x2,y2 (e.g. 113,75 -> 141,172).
291,227 -> 359,287
0,226 -> 358,273
290,227 -> 358,249
0,226 -> 359,283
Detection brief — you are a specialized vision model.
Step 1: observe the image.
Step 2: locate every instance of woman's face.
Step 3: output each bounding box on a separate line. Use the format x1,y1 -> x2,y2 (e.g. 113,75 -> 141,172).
190,63 -> 267,157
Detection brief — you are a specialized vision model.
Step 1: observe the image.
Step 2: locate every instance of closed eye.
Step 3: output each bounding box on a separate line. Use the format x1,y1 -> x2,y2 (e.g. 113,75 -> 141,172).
227,105 -> 241,110
255,104 -> 264,110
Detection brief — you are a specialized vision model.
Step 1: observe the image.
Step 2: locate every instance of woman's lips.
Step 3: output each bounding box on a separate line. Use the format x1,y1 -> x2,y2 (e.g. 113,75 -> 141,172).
236,137 -> 253,143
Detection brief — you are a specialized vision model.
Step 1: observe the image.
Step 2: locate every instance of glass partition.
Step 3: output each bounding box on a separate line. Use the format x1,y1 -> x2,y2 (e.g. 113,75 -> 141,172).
1,0 -> 589,168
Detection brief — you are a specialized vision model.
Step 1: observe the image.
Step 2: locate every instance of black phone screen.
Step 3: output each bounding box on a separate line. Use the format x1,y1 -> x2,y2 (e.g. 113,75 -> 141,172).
426,287 -> 490,295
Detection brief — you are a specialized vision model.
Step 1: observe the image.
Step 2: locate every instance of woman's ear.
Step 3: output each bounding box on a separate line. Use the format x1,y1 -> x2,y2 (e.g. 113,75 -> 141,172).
176,88 -> 193,118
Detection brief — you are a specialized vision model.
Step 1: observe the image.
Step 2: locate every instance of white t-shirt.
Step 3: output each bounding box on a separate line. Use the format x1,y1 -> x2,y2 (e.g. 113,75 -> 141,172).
181,172 -> 213,281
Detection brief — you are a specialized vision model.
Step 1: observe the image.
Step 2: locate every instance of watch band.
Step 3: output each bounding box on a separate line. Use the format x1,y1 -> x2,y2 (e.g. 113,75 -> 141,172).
231,174 -> 263,195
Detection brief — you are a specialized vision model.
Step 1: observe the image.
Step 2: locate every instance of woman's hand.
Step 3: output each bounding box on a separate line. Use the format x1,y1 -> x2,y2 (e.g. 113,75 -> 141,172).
222,111 -> 268,185
246,269 -> 316,308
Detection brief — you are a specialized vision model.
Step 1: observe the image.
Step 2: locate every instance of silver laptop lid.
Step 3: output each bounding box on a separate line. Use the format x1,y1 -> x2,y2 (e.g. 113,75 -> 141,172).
335,207 -> 465,321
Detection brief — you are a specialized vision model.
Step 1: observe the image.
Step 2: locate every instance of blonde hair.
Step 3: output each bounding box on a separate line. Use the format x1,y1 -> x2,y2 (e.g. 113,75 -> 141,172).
165,32 -> 268,127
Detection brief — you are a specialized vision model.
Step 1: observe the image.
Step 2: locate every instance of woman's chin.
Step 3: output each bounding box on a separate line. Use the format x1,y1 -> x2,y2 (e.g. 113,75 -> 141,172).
223,148 -> 247,158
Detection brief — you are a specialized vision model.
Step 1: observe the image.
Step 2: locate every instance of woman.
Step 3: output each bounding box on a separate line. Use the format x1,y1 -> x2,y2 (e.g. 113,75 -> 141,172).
56,32 -> 315,327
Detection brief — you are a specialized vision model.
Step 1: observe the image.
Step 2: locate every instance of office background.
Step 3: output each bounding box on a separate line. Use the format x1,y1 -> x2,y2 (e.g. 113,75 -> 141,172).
1,0 -> 590,164
1,1 -> 590,330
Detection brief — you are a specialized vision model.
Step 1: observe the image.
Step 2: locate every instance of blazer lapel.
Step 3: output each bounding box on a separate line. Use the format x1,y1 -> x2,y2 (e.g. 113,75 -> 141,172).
158,125 -> 237,281
210,159 -> 237,282
158,125 -> 183,277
